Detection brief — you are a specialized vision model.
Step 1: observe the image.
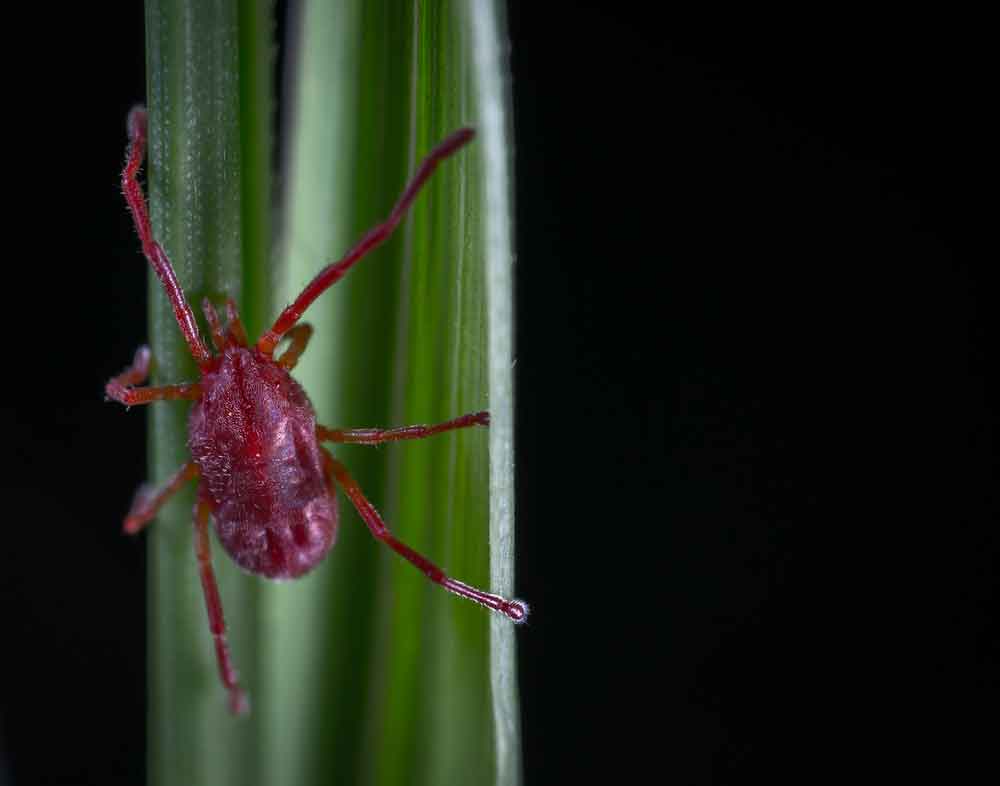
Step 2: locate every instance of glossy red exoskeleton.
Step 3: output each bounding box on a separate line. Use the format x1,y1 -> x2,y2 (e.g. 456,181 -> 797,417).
108,106 -> 527,715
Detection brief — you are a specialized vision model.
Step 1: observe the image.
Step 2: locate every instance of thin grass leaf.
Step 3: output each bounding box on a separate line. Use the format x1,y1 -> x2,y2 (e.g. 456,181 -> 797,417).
465,3 -> 522,784
275,2 -> 519,785
144,1 -> 272,784
142,2 -> 517,784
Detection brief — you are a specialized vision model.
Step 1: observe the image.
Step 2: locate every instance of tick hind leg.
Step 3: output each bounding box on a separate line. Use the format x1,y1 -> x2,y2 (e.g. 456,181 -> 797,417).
123,461 -> 199,534
105,345 -> 201,406
322,449 -> 527,623
193,492 -> 249,715
317,411 -> 489,445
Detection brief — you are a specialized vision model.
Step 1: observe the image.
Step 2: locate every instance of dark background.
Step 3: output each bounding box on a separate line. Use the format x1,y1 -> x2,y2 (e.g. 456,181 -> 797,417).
1,3 -> 995,784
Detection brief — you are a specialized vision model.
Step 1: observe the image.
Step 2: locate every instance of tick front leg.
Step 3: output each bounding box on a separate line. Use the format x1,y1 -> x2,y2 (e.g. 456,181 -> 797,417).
193,493 -> 249,715
317,411 -> 489,446
124,461 -> 199,534
257,128 -> 476,355
323,450 -> 527,623
105,346 -> 201,406
122,108 -> 212,368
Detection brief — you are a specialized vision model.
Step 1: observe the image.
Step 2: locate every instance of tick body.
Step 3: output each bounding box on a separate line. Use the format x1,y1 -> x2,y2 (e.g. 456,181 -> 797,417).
190,345 -> 336,579
109,106 -> 527,715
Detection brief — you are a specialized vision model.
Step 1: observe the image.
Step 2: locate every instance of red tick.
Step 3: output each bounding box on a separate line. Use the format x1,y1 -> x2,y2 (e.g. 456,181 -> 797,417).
108,106 -> 527,715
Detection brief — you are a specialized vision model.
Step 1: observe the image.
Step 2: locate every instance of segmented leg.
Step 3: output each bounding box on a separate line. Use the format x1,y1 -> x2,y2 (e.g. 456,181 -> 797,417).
108,384 -> 201,406
123,461 -> 199,534
193,493 -> 249,715
201,298 -> 227,352
123,107 -> 212,368
322,450 -> 527,623
225,299 -> 248,346
317,411 -> 489,445
257,128 -> 476,355
276,324 -> 314,370
105,346 -> 201,406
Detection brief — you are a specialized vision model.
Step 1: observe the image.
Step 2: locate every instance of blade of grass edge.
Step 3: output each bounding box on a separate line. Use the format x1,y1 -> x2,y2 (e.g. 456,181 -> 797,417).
465,3 -> 523,785
376,4 -> 492,784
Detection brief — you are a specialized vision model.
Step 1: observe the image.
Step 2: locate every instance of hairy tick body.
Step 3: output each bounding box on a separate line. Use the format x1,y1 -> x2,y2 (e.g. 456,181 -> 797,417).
108,106 -> 527,715
190,346 -> 336,580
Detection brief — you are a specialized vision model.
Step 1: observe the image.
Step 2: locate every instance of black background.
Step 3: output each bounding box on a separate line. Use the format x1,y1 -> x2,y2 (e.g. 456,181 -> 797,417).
1,3 -> 995,784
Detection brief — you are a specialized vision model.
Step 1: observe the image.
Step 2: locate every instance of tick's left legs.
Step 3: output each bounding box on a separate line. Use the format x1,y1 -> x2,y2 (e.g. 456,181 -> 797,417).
122,108 -> 212,368
322,449 -> 527,623
105,346 -> 201,406
317,411 -> 488,445
123,461 -> 200,534
193,493 -> 249,715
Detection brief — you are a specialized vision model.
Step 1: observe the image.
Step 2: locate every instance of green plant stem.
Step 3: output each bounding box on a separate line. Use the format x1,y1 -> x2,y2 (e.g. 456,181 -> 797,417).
465,3 -> 522,784
144,1 -> 271,784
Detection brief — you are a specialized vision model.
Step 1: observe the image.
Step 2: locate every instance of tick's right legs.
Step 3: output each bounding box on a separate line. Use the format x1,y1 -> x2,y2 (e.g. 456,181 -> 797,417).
193,492 -> 249,715
322,449 -> 527,623
276,324 -> 314,370
317,411 -> 488,445
256,127 -> 475,356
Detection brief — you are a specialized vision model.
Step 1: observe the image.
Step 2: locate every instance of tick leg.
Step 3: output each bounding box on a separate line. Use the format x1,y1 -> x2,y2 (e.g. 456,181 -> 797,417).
106,380 -> 201,406
112,345 -> 152,385
257,128 -> 476,355
105,346 -> 202,406
122,107 -> 212,368
323,450 -> 528,623
124,461 -> 199,534
317,411 -> 489,445
193,493 -> 249,715
276,324 -> 314,370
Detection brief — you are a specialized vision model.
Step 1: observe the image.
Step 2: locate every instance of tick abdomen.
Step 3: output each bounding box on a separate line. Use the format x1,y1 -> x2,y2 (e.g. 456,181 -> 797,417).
188,347 -> 337,579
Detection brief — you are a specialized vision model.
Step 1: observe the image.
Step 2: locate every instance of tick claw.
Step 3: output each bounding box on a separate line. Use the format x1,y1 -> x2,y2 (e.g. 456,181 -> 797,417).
506,599 -> 530,623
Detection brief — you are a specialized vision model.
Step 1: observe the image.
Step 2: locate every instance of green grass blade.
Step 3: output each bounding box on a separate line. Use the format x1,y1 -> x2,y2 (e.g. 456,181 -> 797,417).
141,2 -> 517,784
275,1 -> 520,784
261,2 -> 374,782
237,0 -> 275,342
144,1 -> 272,784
